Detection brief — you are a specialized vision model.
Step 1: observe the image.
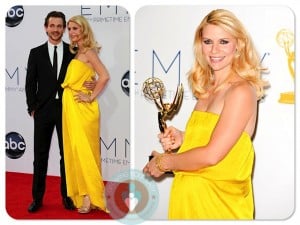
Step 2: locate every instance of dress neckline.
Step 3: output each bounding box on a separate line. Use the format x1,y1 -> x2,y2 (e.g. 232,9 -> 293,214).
193,110 -> 220,117
72,58 -> 93,71
192,110 -> 252,139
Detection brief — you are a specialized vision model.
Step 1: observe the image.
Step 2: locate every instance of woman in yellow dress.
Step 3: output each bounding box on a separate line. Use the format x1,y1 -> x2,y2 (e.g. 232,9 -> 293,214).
61,15 -> 110,214
143,9 -> 268,219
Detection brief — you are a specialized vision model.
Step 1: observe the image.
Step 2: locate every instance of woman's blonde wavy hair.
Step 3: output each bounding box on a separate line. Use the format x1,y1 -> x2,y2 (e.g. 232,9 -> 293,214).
68,15 -> 101,54
188,9 -> 268,99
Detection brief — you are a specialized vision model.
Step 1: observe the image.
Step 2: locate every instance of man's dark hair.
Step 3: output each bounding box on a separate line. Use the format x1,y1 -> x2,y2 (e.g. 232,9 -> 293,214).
44,11 -> 66,28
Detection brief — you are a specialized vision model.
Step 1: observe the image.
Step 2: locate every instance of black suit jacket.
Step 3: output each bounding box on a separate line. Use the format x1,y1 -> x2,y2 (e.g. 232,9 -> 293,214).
25,42 -> 74,115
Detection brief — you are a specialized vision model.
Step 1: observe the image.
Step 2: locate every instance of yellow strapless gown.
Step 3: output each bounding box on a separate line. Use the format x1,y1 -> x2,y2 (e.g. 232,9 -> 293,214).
61,59 -> 106,211
169,111 -> 254,219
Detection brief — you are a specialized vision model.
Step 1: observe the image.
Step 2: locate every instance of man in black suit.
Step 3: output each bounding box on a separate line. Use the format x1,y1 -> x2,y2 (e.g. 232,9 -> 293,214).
25,11 -> 75,213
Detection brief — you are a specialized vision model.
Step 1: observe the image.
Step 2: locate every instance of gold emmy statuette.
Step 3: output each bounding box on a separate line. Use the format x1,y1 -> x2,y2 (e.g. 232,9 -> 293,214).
143,77 -> 183,132
142,77 -> 183,168
276,29 -> 294,104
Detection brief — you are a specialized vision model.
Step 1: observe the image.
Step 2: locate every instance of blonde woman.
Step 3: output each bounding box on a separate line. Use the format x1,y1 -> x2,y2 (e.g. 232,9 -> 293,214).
143,9 -> 268,219
62,15 -> 110,214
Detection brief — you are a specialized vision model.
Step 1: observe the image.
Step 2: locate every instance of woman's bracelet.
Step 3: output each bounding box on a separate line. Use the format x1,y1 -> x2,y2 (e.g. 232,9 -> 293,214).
155,154 -> 171,173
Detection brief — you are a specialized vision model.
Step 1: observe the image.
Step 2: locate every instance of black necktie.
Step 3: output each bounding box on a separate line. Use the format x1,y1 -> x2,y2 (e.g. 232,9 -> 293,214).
53,46 -> 57,77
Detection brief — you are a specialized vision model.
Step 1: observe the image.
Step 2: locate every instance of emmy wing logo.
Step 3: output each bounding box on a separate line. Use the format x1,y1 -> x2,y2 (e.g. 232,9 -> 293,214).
276,29 -> 294,104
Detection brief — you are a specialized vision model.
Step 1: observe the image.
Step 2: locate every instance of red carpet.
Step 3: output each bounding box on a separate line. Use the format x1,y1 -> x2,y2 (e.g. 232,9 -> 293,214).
5,172 -> 112,219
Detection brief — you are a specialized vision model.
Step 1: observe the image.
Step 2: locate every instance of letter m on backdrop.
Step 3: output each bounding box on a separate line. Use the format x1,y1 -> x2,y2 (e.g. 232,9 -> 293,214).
152,50 -> 181,84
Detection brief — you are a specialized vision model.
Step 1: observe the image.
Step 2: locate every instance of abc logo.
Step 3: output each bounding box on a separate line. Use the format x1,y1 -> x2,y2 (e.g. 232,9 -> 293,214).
121,70 -> 130,96
6,132 -> 26,159
6,5 -> 24,27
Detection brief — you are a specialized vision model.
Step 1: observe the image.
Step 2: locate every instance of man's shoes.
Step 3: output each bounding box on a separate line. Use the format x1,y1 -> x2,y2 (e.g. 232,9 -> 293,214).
62,197 -> 75,210
28,200 -> 42,213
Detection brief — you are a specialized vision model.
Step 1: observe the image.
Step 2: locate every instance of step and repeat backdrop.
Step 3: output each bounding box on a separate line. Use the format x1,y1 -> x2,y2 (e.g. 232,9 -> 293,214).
5,5 -> 130,180
135,5 -> 295,220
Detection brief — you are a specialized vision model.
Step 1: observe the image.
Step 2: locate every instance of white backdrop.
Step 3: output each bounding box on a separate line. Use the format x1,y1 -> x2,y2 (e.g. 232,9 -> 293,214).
5,5 -> 130,180
135,5 -> 294,220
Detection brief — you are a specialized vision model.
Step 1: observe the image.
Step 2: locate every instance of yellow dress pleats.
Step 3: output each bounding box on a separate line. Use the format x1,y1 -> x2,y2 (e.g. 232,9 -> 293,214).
62,59 -> 106,210
169,111 -> 254,219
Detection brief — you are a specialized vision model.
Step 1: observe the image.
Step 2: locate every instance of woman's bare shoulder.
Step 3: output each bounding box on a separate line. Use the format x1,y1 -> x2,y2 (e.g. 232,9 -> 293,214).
226,80 -> 256,102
